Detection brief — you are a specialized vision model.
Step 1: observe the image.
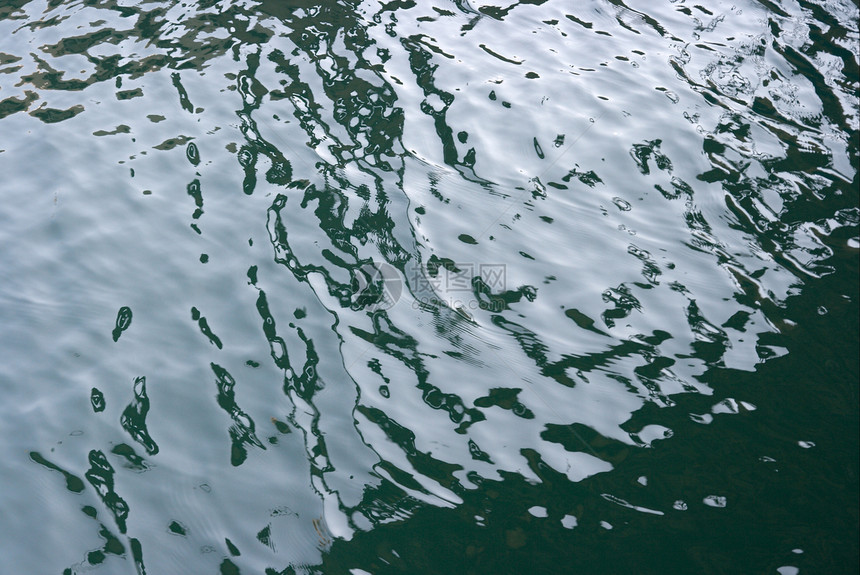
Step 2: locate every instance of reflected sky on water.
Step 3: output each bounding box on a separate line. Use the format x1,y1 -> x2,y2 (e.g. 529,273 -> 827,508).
0,0 -> 857,573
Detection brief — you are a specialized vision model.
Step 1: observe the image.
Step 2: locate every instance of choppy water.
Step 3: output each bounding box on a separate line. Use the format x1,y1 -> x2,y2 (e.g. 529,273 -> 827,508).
0,0 -> 857,573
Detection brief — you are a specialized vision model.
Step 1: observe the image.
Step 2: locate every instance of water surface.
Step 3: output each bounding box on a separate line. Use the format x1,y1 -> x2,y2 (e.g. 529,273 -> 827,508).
0,0 -> 857,573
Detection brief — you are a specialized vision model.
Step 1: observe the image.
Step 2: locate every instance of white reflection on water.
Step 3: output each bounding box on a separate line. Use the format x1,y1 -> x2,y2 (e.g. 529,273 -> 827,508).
0,0 -> 856,571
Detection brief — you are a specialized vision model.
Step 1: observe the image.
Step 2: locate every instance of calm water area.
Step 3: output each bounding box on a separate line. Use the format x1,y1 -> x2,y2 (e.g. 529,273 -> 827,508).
0,0 -> 858,573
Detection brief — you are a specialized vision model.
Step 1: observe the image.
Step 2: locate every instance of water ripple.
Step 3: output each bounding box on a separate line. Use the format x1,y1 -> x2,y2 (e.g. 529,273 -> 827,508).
0,0 -> 856,572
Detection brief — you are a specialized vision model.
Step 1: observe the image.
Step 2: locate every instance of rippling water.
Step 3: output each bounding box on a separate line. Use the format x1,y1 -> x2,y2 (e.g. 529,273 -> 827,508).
0,0 -> 857,573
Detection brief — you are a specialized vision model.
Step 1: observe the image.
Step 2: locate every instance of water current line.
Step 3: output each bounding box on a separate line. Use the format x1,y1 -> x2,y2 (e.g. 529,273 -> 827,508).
254,80 -> 607,465
343,330 -> 603,465
481,345 -> 602,460
257,110 -> 317,174
465,111 -> 610,459
475,110 -> 607,241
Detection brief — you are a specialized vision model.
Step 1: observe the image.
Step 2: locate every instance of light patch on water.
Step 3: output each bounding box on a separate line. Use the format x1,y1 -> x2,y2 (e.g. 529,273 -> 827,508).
527,506 -> 548,518
561,515 -> 578,529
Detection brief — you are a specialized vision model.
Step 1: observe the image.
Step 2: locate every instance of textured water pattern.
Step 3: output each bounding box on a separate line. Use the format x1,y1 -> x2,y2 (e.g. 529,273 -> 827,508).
0,0 -> 857,573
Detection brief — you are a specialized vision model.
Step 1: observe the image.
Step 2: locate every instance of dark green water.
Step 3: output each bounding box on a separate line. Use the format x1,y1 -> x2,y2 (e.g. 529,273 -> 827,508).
0,0 -> 857,573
